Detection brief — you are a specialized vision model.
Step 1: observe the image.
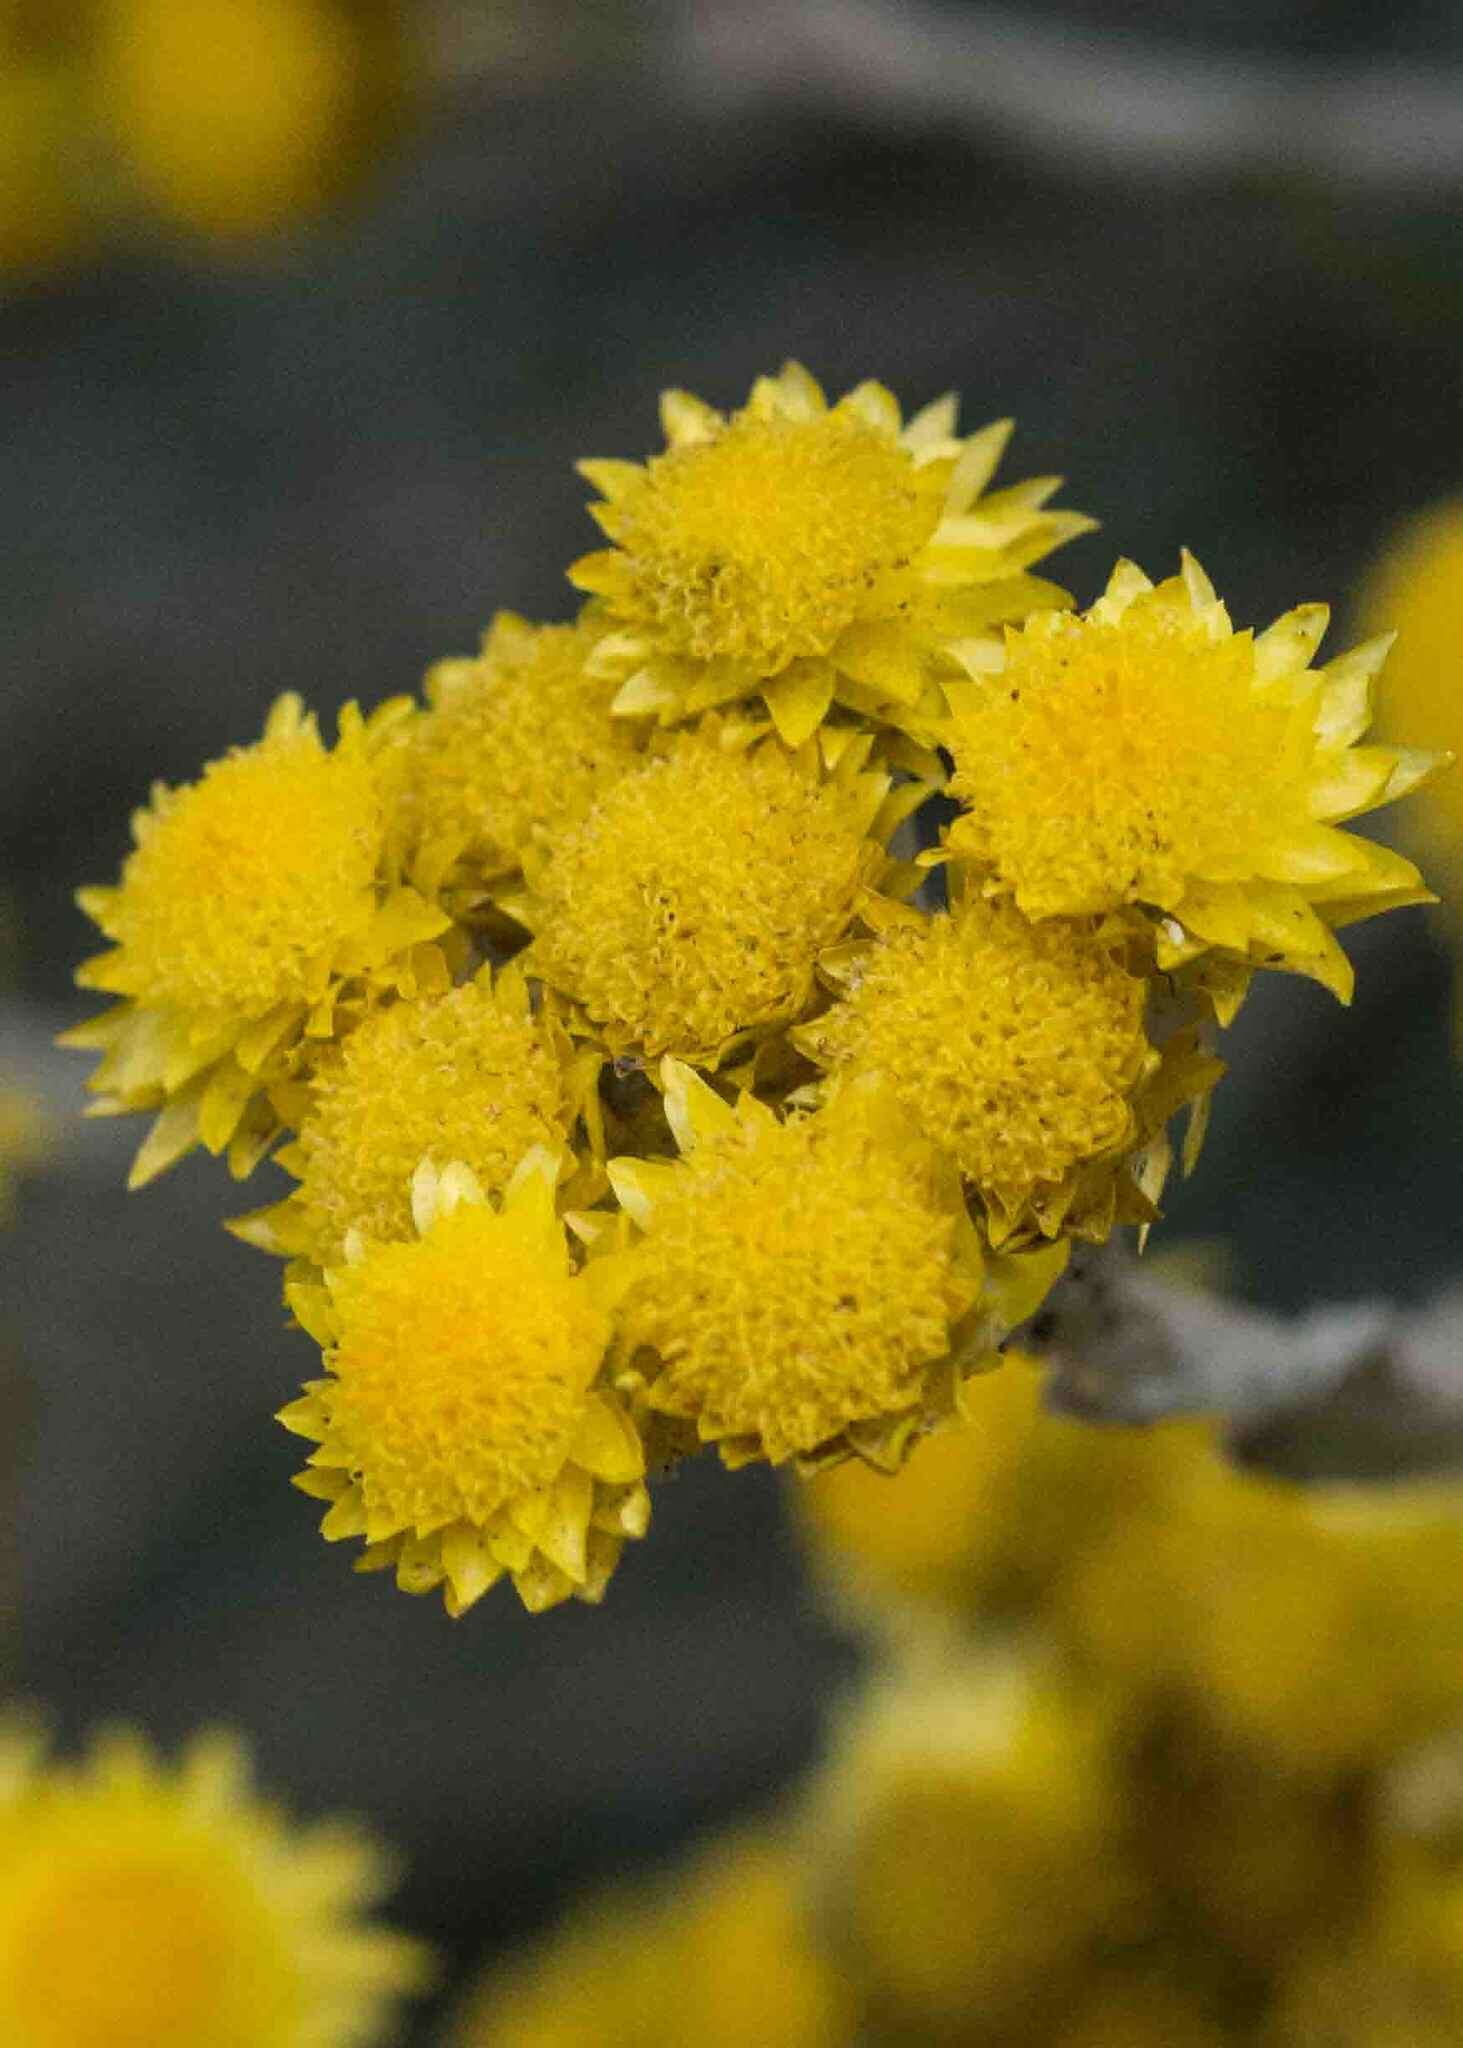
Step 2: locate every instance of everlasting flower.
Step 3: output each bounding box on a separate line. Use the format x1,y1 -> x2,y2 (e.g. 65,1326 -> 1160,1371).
66,694 -> 455,1189
945,555 -> 1446,1009
520,719 -> 908,1065
231,965 -> 596,1268
0,1720 -> 428,2048
387,611 -> 645,911
571,361 -> 1092,745
609,1061 -> 1065,1470
452,1828 -> 851,2048
796,876 -> 1222,1244
280,1152 -> 647,1615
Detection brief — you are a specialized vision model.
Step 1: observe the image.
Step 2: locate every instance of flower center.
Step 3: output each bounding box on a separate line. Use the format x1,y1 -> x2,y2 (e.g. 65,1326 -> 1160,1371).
323,1205 -> 608,1533
950,611 -> 1307,917
599,413 -> 941,671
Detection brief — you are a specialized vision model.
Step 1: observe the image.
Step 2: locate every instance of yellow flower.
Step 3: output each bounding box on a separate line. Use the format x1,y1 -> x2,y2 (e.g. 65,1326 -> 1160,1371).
816,1657 -> 1130,2039
0,1720 -> 428,2048
451,1827 -> 851,2048
280,1152 -> 648,1615
796,875 -> 1223,1245
92,0 -> 401,240
0,1089 -> 47,1222
609,1061 -> 1065,1471
945,554 -> 1446,1010
387,611 -> 646,911
230,964 -> 597,1268
66,694 -> 456,1190
519,719 -> 907,1066
570,361 -> 1092,746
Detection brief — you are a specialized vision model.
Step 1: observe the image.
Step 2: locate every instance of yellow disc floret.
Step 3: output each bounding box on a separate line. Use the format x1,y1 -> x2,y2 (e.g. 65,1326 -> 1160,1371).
572,362 -> 1092,745
83,701 -> 381,1018
391,612 -> 644,896
282,1156 -> 648,1615
946,555 -> 1444,1005
797,894 -> 1154,1241
610,1064 -> 1062,1469
0,1723 -> 427,2048
243,970 -> 573,1266
523,722 -> 891,1063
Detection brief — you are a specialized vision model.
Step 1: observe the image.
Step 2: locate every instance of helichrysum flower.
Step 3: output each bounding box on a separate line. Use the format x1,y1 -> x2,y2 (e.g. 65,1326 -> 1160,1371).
519,719 -> 907,1066
816,1659 -> 1130,2040
386,611 -> 645,912
608,1061 -> 1066,1471
230,964 -> 598,1268
0,1720 -> 428,2048
66,694 -> 455,1189
945,554 -> 1447,1010
571,361 -> 1093,745
796,875 -> 1223,1245
280,1151 -> 648,1615
451,1827 -> 851,2048
93,0 -> 401,241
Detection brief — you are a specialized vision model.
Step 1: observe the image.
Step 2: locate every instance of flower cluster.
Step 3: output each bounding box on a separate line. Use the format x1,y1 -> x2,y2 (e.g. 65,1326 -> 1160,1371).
69,362 -> 1446,1620
0,1719 -> 427,2047
454,1368 -> 1463,2046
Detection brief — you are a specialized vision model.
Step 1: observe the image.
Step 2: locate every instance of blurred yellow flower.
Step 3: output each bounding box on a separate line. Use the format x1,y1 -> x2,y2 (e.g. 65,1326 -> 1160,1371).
92,0 -> 400,240
946,553 -> 1445,1009
451,1827 -> 851,2048
572,360 -> 1092,744
280,1151 -> 647,1615
0,1720 -> 428,2048
67,693 -> 455,1189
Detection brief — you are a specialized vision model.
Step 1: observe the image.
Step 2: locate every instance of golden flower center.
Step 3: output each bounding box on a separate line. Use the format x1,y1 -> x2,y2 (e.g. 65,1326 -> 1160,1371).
805,902 -> 1148,1204
293,984 -> 568,1261
324,1205 -> 608,1533
599,413 -> 941,671
949,612 -> 1308,917
106,726 -> 382,1016
395,617 -> 641,878
529,731 -> 878,1059
625,1110 -> 957,1461
1,1849 -> 293,2048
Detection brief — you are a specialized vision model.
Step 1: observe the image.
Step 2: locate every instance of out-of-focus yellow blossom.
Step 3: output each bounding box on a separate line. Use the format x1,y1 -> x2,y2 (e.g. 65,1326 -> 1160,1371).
91,0 -> 402,241
1051,1966 -> 1232,2048
520,719 -> 910,1065
66,694 -> 457,1190
796,872 -> 1222,1245
945,553 -> 1446,1011
0,22 -> 93,281
819,1658 -> 1132,2040
280,1151 -> 648,1615
451,1827 -> 851,2048
0,1720 -> 428,2048
387,612 -> 646,915
610,1061 -> 1064,1471
229,964 -> 596,1268
571,361 -> 1092,745
0,1088 -> 46,1220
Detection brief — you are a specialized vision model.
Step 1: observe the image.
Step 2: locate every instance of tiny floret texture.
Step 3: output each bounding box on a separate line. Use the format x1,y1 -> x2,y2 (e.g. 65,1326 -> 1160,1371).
0,1720 -> 428,2048
65,360 -> 1447,1624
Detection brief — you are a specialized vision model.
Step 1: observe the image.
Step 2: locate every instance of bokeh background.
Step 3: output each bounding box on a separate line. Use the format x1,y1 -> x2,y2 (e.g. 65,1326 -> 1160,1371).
4,2 -> 1463,2036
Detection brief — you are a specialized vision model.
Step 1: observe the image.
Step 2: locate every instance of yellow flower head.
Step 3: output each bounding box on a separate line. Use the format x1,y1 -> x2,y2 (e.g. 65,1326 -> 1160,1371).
280,1152 -> 648,1615
796,881 -> 1219,1244
389,612 -> 645,904
231,965 -> 585,1268
609,1062 -> 1065,1470
817,1659 -> 1127,2038
945,554 -> 1446,1007
571,361 -> 1092,745
68,694 -> 454,1189
0,1721 -> 428,2048
521,720 -> 897,1065
93,0 -> 398,240
451,1827 -> 850,2048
